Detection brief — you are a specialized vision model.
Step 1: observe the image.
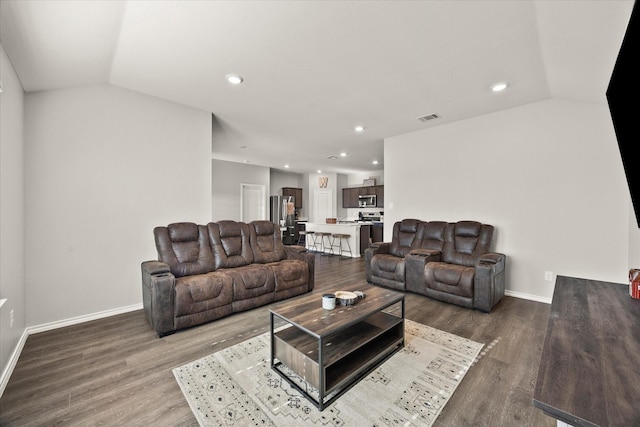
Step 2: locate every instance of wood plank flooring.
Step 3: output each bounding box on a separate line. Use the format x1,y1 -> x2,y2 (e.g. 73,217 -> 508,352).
0,255 -> 555,426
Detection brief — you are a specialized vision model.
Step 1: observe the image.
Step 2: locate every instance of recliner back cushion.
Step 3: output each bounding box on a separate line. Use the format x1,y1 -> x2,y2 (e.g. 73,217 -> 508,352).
419,221 -> 447,251
208,221 -> 253,269
389,219 -> 423,257
249,220 -> 287,263
442,221 -> 494,266
154,222 -> 214,277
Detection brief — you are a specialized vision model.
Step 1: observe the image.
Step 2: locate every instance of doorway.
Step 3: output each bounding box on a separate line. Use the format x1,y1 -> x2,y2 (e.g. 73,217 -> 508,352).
241,183 -> 266,222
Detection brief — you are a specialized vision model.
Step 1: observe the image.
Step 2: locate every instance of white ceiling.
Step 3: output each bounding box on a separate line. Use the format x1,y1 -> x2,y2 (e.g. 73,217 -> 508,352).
0,0 -> 634,175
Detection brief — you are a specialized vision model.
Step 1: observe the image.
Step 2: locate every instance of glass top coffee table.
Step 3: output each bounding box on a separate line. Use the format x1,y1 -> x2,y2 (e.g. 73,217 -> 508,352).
269,284 -> 405,411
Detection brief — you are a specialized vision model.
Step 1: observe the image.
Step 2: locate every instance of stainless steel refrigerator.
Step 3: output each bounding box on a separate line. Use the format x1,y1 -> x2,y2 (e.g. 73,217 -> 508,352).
270,195 -> 296,244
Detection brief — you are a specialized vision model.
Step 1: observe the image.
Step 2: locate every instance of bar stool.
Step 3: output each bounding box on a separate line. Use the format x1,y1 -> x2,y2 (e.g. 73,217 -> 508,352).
330,233 -> 352,259
314,232 -> 332,255
298,230 -> 314,248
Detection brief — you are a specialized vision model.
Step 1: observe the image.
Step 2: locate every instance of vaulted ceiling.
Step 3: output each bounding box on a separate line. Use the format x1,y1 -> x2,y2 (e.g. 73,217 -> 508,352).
0,1 -> 634,174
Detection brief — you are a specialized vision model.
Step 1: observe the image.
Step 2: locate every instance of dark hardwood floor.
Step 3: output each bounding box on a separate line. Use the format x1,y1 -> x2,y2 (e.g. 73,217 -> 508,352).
0,255 -> 555,426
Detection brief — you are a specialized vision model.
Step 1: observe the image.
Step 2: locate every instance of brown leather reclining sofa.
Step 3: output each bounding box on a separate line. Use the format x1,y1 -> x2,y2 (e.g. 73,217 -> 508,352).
141,220 -> 315,337
365,218 -> 505,312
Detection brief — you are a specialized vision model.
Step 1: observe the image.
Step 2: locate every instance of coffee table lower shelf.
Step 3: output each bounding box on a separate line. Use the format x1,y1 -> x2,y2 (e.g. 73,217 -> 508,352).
270,309 -> 404,410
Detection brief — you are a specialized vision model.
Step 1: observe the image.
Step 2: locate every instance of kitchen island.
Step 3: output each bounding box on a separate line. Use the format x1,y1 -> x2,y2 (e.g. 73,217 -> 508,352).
304,222 -> 364,258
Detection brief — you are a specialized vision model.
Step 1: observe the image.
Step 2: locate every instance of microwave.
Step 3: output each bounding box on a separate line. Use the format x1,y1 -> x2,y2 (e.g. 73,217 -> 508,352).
358,194 -> 377,207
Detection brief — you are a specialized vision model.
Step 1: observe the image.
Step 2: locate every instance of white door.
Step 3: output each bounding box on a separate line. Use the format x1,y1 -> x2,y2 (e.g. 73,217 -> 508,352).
314,189 -> 333,223
241,184 -> 266,222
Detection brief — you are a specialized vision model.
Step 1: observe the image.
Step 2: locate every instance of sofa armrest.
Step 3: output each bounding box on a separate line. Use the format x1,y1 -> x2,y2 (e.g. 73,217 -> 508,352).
474,253 -> 506,312
405,250 -> 442,293
364,242 -> 391,282
283,246 -> 315,292
141,260 -> 176,337
142,260 -> 170,275
284,245 -> 307,256
367,241 -> 390,255
408,248 -> 442,259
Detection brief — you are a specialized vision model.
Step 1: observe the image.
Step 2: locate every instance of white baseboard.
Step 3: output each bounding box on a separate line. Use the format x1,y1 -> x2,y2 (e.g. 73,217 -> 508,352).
0,328 -> 28,398
505,289 -> 552,304
0,303 -> 143,398
26,303 -> 143,335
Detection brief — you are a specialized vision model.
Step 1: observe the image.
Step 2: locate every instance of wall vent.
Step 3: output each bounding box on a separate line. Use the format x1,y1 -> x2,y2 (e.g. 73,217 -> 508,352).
417,113 -> 440,122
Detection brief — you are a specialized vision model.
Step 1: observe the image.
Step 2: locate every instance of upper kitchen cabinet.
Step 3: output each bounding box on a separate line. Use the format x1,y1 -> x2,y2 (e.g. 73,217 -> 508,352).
342,185 -> 383,208
342,187 -> 357,208
282,187 -> 302,208
375,185 -> 384,207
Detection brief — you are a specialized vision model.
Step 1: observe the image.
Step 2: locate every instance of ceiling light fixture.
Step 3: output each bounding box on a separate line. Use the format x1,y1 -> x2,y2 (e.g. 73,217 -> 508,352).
372,160 -> 379,165
226,74 -> 244,85
491,82 -> 508,92
354,125 -> 364,132
317,170 -> 322,174
340,152 -> 347,157
284,164 -> 290,168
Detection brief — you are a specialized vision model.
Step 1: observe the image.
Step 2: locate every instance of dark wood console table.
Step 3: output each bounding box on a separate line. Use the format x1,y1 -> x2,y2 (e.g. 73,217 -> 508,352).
533,276 -> 640,426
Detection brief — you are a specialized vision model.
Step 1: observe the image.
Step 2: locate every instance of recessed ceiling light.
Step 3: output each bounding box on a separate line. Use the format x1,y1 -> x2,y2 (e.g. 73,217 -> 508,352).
284,164 -> 290,168
340,152 -> 347,157
354,125 -> 364,132
226,74 -> 244,85
317,170 -> 322,174
491,82 -> 508,92
372,160 -> 379,165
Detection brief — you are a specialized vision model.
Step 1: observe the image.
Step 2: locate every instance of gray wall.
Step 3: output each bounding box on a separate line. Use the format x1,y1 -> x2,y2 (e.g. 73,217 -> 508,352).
23,85 -> 211,329
0,43 -> 25,393
211,159 -> 270,221
385,98 -> 640,302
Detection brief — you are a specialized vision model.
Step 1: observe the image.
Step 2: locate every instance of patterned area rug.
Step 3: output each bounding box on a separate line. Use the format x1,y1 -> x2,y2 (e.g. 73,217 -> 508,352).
173,319 -> 483,427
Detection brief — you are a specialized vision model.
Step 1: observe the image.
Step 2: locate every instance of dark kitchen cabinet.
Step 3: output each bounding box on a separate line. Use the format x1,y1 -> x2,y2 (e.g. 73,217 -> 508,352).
372,223 -> 384,244
360,225 -> 372,254
282,187 -> 302,209
342,186 -> 384,208
375,185 -> 384,207
342,187 -> 359,208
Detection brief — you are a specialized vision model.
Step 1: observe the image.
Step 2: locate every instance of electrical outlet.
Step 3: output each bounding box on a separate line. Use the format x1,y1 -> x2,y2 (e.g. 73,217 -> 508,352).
544,271 -> 554,282
10,309 -> 14,328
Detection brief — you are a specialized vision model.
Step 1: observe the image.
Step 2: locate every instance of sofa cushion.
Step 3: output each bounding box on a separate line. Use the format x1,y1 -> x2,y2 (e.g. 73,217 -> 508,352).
221,264 -> 276,300
419,221 -> 447,251
442,221 -> 493,266
369,254 -> 406,291
268,259 -> 309,297
389,219 -> 423,257
249,220 -> 287,263
174,271 -> 234,317
154,223 -> 214,277
208,221 -> 253,269
424,262 -> 475,298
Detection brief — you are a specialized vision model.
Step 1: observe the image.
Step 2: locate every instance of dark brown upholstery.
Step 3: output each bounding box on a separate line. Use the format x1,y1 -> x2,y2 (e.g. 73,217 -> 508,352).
365,219 -> 424,291
154,222 -> 214,277
142,220 -> 314,337
367,219 -> 506,312
249,220 -> 311,301
208,220 -> 253,269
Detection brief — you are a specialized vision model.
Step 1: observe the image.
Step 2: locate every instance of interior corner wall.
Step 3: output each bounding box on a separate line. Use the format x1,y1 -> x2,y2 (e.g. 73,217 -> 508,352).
384,98 -> 629,301
0,42 -> 26,387
629,202 -> 640,269
211,159 -> 270,221
24,85 -> 211,327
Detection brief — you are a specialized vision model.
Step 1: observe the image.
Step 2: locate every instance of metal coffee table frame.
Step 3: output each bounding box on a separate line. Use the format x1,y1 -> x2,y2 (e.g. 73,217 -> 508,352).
269,285 -> 405,411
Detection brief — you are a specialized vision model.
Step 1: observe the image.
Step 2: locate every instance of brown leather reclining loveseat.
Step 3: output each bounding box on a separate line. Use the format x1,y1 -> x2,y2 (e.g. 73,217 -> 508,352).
141,220 -> 314,337
365,218 -> 505,312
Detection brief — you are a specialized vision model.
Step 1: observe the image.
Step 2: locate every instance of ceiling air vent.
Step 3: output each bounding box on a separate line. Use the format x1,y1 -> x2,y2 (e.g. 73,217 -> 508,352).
417,113 -> 440,122
327,155 -> 339,160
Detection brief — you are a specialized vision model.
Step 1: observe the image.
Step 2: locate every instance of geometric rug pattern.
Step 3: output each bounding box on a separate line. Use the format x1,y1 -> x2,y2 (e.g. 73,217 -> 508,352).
173,319 -> 483,427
